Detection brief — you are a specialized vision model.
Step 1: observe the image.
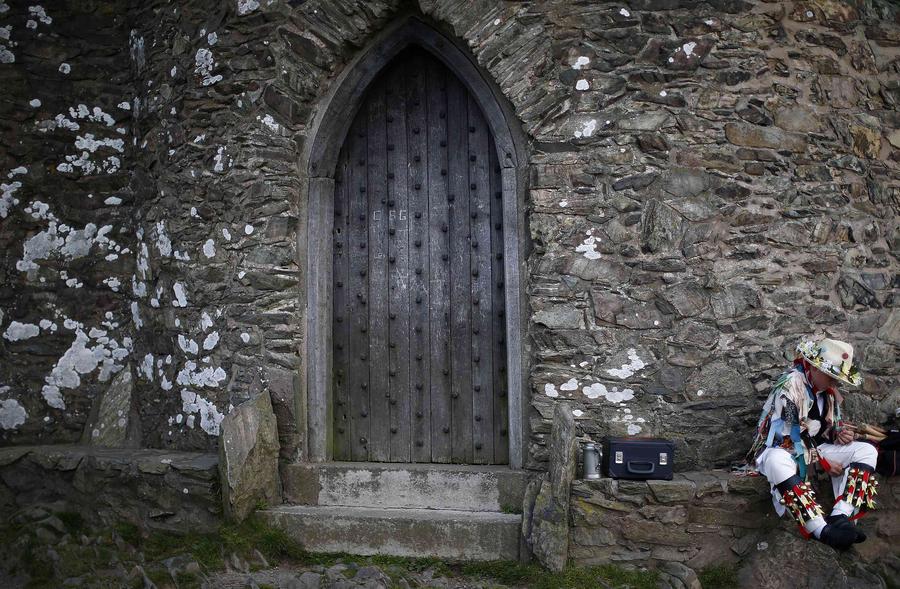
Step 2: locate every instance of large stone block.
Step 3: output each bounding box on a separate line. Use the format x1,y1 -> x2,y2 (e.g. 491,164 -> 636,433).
219,391 -> 282,521
82,367 -> 139,448
724,122 -> 807,151
530,404 -> 576,571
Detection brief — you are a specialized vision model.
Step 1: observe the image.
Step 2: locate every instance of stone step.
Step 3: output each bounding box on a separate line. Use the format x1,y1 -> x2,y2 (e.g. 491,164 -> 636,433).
262,505 -> 521,561
282,462 -> 531,512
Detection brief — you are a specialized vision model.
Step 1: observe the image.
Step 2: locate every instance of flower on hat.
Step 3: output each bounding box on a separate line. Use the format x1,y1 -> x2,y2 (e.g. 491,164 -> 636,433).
795,337 -> 862,387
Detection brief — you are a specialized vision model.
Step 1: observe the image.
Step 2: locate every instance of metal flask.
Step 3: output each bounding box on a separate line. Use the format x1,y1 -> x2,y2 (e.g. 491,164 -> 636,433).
583,442 -> 601,480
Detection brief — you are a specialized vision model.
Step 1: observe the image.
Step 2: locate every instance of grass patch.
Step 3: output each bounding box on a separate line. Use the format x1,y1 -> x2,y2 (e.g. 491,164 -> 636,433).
1,515 -> 660,589
457,561 -> 658,589
501,502 -> 524,515
699,564 -> 739,589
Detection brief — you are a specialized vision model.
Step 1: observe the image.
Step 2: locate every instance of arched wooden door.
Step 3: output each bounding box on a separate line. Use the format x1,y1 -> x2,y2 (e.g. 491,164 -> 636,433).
331,47 -> 508,464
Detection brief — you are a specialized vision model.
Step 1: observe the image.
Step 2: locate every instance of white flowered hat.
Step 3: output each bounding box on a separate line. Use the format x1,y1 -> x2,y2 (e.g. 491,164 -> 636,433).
796,338 -> 862,387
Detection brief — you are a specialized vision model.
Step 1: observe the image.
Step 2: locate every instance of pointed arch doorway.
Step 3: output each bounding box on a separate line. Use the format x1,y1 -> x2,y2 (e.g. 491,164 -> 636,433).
302,16 -> 527,468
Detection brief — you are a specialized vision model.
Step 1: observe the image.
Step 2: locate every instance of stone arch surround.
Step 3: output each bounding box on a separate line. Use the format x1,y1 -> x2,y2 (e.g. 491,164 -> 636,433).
299,14 -> 531,466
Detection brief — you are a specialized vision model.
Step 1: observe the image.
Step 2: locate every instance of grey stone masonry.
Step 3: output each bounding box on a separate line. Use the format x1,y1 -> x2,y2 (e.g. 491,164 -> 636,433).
0,445 -> 221,533
570,470 -> 900,585
0,0 -> 896,475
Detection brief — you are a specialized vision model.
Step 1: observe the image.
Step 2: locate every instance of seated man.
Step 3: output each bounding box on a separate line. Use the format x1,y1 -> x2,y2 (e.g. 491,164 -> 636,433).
747,338 -> 878,550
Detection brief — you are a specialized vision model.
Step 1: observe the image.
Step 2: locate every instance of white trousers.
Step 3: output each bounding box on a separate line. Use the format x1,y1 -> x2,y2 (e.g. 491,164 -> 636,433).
756,442 -> 878,517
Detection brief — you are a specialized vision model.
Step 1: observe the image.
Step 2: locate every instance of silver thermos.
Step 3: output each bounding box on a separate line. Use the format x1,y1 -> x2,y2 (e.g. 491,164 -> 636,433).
583,442 -> 602,480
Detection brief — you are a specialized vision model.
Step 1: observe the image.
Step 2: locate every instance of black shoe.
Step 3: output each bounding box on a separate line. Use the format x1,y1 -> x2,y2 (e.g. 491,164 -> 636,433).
826,514 -> 866,543
818,522 -> 859,551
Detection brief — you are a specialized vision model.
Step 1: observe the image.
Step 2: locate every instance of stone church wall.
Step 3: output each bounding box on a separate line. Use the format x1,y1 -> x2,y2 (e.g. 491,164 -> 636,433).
1,0 -> 898,472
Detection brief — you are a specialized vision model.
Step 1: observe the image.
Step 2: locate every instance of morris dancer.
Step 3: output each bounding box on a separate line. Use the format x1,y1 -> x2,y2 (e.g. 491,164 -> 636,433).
747,338 -> 878,550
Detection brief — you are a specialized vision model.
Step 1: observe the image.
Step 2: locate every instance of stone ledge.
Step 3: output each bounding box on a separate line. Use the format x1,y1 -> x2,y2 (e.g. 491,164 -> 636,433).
569,469 -> 900,584
0,445 -> 222,533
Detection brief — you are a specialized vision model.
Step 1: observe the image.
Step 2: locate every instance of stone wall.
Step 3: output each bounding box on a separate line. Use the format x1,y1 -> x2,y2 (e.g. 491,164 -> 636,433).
569,471 -> 900,586
0,2 -> 138,445
1,0 -> 898,472
0,445 -> 221,533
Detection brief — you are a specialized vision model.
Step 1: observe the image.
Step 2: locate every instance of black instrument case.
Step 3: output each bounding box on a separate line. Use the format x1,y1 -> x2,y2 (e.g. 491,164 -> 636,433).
603,437 -> 675,480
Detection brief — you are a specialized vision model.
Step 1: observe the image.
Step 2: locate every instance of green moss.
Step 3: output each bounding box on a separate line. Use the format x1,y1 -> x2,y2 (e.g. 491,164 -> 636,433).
114,521 -> 141,546
55,511 -> 86,535
698,564 -> 739,589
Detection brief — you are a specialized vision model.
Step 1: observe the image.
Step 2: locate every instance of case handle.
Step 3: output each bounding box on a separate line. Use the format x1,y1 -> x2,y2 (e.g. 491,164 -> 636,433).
626,461 -> 655,475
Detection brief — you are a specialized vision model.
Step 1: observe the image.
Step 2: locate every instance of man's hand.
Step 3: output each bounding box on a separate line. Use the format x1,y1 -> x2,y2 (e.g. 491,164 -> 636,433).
835,428 -> 855,445
826,460 -> 845,476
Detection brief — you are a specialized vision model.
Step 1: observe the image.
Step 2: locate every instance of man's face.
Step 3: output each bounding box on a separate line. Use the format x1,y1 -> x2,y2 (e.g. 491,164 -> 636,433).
809,365 -> 838,392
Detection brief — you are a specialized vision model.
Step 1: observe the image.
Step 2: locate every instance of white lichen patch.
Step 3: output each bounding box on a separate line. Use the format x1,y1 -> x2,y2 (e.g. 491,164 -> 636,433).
240,332 -> 250,343
130,301 -> 142,329
572,56 -> 590,70
574,119 -> 597,139
155,221 -> 172,257
103,276 -> 121,292
3,321 -> 40,341
17,204 -> 121,273
237,0 -> 260,15
627,423 -> 642,435
202,239 -> 215,258
178,334 -> 199,355
59,63 -> 71,74
543,383 -> 559,398
1,180 -> 22,218
172,282 -> 188,307
619,7 -> 630,17
244,224 -> 254,235
258,114 -> 279,132
606,348 -> 647,379
41,326 -> 128,409
572,409 -> 584,417
57,133 -> 124,175
575,79 -> 589,91
194,48 -> 222,86
176,361 -> 227,389
582,382 -> 635,403
0,399 -> 27,430
202,331 -> 219,351
575,231 -> 601,260
207,32 -> 218,45
681,41 -> 698,57
28,5 -> 52,25
180,389 -> 225,435
213,145 -> 228,172
560,377 -> 579,391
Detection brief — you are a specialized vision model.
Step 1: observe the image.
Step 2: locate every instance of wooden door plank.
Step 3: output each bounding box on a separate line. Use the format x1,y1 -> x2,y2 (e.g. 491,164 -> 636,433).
332,146 -> 352,461
467,95 -> 494,464
426,64 -> 452,463
347,114 -> 371,461
406,56 -> 431,463
385,64 -> 412,462
489,138 -> 509,465
367,80 -> 391,462
446,73 -> 474,464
